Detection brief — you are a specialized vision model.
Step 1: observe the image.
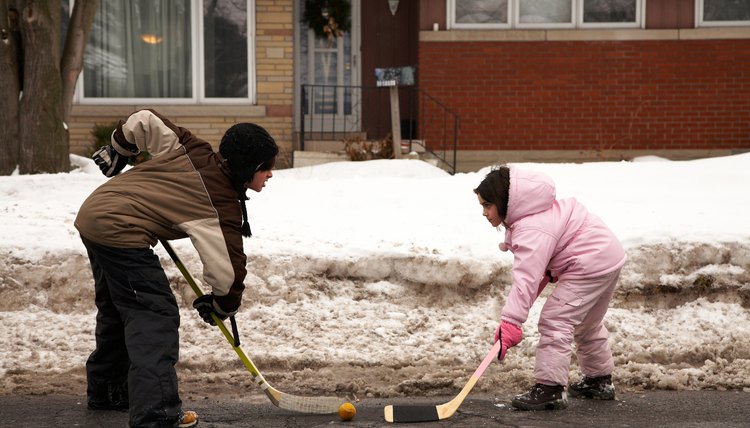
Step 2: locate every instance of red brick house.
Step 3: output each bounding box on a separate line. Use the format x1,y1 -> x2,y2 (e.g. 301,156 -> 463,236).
416,0 -> 750,171
66,0 -> 750,172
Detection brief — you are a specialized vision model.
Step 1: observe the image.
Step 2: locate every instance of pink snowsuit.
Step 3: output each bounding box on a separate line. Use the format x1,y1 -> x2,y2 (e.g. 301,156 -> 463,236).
499,167 -> 627,386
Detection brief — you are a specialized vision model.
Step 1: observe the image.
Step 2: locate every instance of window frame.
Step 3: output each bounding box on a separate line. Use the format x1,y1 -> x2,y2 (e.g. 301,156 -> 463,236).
578,0 -> 642,29
448,0 -> 644,29
515,0 -> 575,29
696,0 -> 750,27
74,0 -> 256,105
449,0 -> 512,29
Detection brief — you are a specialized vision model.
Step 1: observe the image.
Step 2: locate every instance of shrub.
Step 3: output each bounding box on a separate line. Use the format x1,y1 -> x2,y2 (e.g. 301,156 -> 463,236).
89,122 -> 151,164
343,133 -> 394,161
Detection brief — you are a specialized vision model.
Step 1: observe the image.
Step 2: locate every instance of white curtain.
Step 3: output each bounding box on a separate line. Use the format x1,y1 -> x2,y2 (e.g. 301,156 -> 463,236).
84,0 -> 192,98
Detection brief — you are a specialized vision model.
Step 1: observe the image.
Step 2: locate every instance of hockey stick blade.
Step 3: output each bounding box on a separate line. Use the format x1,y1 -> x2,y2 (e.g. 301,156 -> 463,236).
384,341 -> 501,423
161,240 -> 344,414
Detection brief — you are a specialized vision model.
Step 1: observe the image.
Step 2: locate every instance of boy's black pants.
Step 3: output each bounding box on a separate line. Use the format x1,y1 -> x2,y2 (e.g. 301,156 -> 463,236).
82,236 -> 182,428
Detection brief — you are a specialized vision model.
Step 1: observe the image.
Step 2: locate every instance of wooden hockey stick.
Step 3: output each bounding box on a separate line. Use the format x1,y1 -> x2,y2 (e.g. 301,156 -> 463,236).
161,240 -> 344,414
384,341 -> 501,423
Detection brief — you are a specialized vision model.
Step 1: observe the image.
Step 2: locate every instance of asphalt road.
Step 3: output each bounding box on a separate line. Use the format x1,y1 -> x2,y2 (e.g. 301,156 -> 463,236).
2,390 -> 749,427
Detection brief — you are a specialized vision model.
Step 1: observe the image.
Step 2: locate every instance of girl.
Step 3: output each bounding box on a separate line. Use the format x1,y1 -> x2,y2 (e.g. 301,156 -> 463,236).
474,166 -> 626,411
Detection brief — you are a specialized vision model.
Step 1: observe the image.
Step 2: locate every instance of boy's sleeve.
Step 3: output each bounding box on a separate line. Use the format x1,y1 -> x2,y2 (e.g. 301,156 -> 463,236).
115,109 -> 184,157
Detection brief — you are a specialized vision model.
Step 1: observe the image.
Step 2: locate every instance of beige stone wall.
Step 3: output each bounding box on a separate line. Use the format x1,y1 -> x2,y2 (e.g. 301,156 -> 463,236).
68,0 -> 295,168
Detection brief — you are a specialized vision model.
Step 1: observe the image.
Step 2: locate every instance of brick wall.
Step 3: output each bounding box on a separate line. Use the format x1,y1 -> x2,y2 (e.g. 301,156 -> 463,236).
419,37 -> 750,154
68,0 -> 295,167
255,0 -> 294,154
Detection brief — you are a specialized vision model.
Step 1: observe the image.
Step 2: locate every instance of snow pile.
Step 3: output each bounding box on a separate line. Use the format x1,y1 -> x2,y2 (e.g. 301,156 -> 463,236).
1,154 -> 749,397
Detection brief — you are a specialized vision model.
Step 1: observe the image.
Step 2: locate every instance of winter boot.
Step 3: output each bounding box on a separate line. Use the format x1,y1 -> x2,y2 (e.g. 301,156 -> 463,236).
87,381 -> 129,411
176,410 -> 198,427
569,374 -> 616,400
511,383 -> 568,410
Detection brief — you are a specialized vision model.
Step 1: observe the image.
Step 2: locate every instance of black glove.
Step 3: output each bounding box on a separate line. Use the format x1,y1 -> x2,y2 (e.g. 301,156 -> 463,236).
192,294 -> 234,325
93,144 -> 130,177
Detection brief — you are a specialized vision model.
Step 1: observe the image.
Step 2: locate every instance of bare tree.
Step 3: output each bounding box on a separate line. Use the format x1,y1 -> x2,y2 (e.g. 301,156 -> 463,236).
0,0 -> 21,175
0,0 -> 98,175
61,0 -> 98,123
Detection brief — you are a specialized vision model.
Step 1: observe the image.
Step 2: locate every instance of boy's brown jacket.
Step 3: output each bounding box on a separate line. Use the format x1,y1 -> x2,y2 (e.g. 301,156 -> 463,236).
75,109 -> 247,312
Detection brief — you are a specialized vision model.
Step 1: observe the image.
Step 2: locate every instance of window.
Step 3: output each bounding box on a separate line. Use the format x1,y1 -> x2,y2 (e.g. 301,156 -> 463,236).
203,0 -> 250,98
80,0 -> 253,104
698,0 -> 750,26
450,0 -> 642,29
453,0 -> 510,27
581,0 -> 639,27
518,0 -> 574,28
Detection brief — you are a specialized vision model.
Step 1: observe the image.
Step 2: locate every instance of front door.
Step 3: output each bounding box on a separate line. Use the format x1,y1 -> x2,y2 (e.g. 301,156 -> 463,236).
360,0 -> 419,141
296,0 -> 360,135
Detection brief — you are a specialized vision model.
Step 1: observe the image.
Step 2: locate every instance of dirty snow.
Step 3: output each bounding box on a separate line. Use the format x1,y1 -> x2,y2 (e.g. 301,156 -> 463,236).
1,154 -> 749,399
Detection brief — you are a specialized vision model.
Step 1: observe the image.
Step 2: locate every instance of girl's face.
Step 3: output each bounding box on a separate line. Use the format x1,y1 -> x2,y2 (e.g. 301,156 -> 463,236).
246,169 -> 273,192
477,194 -> 502,227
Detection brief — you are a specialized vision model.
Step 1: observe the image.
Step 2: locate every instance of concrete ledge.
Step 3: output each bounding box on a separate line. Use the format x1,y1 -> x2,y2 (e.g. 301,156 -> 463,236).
421,28 -> 750,42
547,29 -> 679,41
72,105 -> 267,117
678,27 -> 750,40
421,29 -> 546,42
293,151 -> 350,168
301,140 -> 347,152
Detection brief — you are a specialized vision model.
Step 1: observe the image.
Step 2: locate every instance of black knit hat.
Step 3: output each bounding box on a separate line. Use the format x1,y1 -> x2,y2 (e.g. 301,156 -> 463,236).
219,123 -> 278,237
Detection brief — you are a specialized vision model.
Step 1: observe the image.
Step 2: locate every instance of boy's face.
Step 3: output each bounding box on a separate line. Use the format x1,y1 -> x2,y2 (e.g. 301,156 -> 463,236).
477,194 -> 501,227
246,169 -> 273,192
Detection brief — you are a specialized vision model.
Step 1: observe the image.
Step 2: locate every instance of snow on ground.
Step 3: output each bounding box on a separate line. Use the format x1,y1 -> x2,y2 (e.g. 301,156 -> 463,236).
1,154 -> 749,399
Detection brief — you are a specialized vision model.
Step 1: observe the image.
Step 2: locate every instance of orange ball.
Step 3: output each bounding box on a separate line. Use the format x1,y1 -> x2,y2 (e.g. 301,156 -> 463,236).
338,402 -> 356,421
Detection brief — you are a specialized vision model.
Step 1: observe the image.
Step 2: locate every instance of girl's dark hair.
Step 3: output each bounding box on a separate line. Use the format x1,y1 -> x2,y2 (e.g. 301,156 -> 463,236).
474,166 -> 510,220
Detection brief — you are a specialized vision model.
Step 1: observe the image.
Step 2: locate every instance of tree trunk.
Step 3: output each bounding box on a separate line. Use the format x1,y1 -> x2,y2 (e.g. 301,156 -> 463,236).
61,0 -> 98,124
0,0 -> 21,174
18,0 -> 69,174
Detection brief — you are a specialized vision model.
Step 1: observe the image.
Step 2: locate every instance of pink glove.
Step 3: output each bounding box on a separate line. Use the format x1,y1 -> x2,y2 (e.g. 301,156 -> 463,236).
494,320 -> 523,361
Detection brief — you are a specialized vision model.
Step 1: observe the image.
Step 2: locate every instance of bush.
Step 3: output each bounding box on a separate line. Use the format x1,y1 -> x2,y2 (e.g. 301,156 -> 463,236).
344,133 -> 394,161
89,122 -> 151,164
89,122 -> 118,156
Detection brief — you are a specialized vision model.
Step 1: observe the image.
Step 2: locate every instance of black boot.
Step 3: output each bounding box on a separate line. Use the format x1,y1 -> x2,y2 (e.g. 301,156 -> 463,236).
87,381 -> 129,411
511,383 -> 568,410
569,374 -> 615,400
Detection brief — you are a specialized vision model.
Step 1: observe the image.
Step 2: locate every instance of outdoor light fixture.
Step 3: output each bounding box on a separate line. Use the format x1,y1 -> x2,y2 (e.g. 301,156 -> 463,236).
388,0 -> 399,15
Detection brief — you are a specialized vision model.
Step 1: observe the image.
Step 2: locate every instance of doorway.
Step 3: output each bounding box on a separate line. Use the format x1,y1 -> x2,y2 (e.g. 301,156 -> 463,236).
294,0 -> 419,144
295,0 -> 361,136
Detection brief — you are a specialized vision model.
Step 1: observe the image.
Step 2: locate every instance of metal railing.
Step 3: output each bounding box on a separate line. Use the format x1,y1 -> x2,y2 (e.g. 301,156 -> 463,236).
299,84 -> 460,174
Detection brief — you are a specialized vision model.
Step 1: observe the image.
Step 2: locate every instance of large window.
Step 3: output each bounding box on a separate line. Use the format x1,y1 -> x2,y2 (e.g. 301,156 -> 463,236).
80,0 -> 253,103
450,0 -> 641,29
699,0 -> 750,26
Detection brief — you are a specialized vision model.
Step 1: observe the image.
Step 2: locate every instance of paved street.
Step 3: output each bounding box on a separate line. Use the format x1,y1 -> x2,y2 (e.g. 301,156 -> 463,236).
2,390 -> 748,427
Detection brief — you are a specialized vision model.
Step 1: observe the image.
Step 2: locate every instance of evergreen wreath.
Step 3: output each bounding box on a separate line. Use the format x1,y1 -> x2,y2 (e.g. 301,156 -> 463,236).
302,0 -> 351,41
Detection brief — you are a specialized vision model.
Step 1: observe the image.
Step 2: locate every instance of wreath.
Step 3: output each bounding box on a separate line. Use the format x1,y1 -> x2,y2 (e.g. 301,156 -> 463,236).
302,0 -> 351,42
